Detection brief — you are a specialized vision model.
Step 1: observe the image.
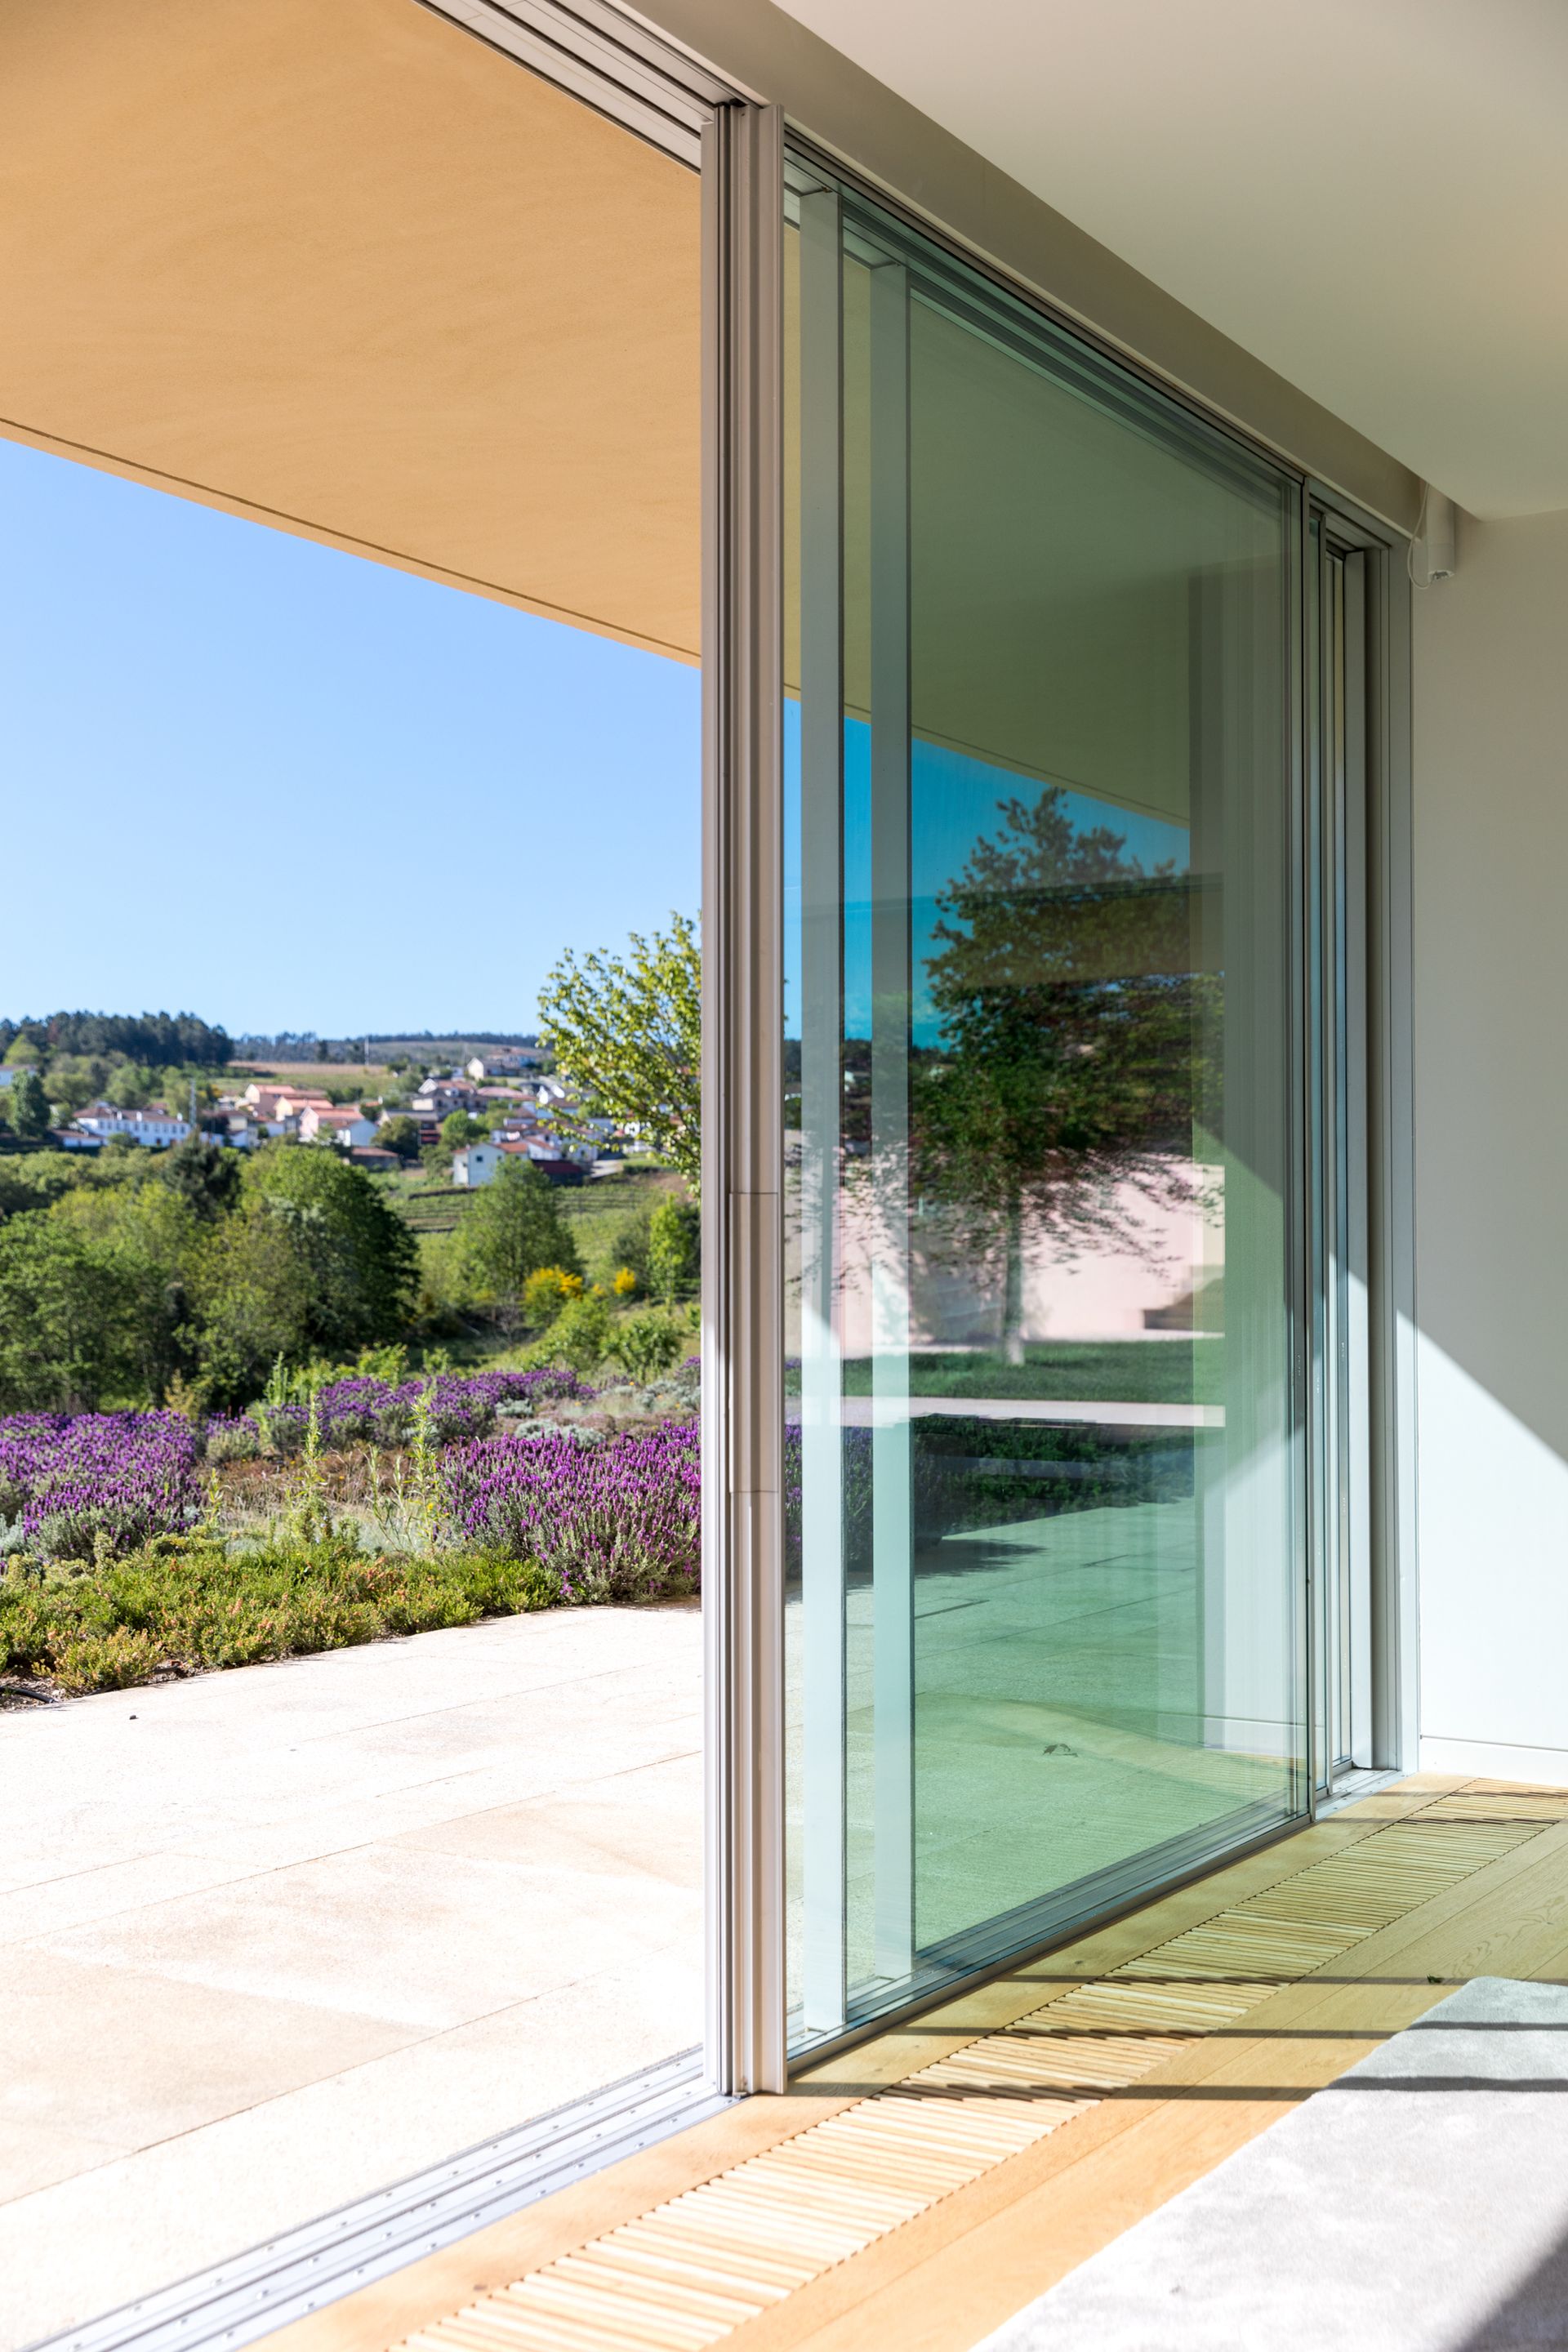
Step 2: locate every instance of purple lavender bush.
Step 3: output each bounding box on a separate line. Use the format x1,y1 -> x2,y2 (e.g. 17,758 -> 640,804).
0,1411 -> 203,1558
441,1422 -> 699,1602
247,1367 -> 597,1455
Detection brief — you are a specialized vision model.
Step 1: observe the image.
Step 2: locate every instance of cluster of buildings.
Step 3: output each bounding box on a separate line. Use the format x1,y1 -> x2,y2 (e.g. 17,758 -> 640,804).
430,1071 -> 635,1187
41,1064 -> 644,1187
56,1082 -> 384,1160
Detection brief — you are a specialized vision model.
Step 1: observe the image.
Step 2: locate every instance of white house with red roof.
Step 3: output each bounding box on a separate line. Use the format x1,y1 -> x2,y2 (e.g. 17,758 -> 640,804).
297,1102 -> 376,1148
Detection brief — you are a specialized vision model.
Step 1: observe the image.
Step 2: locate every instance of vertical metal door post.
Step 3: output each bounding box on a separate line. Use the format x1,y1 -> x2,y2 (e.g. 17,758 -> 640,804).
867,249 -> 914,1984
795,180 -> 849,2041
702,99 -> 787,2096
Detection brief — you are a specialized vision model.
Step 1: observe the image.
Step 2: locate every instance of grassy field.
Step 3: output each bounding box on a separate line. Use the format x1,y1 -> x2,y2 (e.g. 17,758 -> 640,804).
380,1163 -> 686,1263
392,1180 -> 475,1235
234,1059 -> 399,1091
559,1165 -> 686,1282
383,1163 -> 694,1373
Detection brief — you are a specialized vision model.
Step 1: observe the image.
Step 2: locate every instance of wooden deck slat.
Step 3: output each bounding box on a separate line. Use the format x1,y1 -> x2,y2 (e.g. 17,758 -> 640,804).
395,1786 -> 1552,2352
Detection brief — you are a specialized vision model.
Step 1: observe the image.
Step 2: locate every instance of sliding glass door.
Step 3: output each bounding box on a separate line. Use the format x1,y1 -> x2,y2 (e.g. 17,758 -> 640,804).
782,155 -> 1307,2049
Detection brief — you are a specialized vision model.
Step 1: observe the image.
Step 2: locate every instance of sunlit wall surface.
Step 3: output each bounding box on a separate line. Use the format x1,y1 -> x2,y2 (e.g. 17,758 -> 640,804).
782,158 -> 1304,2048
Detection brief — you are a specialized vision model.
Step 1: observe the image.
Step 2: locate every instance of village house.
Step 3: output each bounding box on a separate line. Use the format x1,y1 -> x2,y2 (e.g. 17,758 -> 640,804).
486,1110 -> 544,1144
236,1082 -> 338,1135
74,1103 -> 192,1148
451,1143 -> 501,1187
465,1049 -> 543,1080
212,1107 -> 265,1148
412,1074 -> 481,1117
297,1102 -> 376,1148
452,1138 -> 587,1188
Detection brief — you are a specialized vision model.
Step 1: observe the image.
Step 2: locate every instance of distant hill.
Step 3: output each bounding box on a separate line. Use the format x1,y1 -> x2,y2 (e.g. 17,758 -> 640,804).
230,1032 -> 541,1062
0,1009 -> 230,1067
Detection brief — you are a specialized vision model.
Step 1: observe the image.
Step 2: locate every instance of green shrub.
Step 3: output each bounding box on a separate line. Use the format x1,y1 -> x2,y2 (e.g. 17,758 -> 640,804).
522,1265 -> 584,1325
534,1291 -> 613,1373
647,1196 -> 699,1305
203,1418 -> 261,1464
0,1535 -> 560,1697
607,1312 -> 685,1383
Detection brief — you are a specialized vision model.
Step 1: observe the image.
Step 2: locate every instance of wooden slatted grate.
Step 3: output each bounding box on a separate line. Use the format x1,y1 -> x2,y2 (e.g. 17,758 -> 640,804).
399,1796 -> 1552,2352
1420,1789 -> 1568,1824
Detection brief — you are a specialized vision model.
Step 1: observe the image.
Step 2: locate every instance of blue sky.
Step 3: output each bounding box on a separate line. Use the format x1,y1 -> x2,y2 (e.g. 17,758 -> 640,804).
0,439 -> 702,1040
784,709 -> 1190,1045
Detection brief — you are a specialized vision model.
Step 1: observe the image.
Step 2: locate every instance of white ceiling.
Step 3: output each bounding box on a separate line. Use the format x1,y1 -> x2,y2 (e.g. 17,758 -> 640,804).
771,0 -> 1568,518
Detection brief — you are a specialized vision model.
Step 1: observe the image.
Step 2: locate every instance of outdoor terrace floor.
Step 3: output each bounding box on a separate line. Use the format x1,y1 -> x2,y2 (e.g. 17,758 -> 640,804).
0,1602 -> 703,2352
261,1772 -> 1568,2352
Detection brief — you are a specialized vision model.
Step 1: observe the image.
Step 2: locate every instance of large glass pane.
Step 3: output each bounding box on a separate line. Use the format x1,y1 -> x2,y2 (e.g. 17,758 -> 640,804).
784,159 -> 1304,2048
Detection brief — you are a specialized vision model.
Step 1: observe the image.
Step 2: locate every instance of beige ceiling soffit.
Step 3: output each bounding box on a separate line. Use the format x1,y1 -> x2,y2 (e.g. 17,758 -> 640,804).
0,0 -> 702,661
626,0 -> 1421,533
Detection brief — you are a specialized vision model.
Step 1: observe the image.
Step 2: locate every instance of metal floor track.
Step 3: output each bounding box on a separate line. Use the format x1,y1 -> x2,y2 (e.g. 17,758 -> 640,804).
33,2050 -> 728,2352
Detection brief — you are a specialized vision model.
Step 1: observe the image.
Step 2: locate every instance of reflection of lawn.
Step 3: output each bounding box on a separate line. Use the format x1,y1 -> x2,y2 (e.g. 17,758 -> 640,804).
800,1494 -> 1294,2011
831,1342 -> 1221,1406
908,1499 -> 1290,1953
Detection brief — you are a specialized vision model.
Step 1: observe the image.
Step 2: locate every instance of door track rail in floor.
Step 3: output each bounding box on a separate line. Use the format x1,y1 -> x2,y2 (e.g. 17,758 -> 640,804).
31,2050 -> 726,2352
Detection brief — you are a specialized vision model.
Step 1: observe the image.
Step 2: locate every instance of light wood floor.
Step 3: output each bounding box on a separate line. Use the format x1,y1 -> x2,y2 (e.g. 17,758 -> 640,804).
264,1775 -> 1568,2352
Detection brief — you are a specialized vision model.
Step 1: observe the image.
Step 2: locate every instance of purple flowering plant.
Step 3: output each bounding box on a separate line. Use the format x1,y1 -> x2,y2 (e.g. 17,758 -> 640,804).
253,1366 -> 596,1455
442,1422 -> 700,1602
0,1411 -> 203,1559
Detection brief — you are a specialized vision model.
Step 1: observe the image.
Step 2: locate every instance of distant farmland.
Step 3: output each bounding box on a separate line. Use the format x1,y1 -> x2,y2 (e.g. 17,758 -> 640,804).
237,1059 -> 396,1089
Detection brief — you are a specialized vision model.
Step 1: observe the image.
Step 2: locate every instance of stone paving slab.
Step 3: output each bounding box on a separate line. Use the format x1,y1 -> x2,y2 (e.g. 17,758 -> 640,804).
0,1604 -> 702,2352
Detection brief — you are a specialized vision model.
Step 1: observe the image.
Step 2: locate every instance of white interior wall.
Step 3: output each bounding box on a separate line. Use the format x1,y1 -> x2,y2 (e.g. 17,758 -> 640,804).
1413,507 -> 1568,1783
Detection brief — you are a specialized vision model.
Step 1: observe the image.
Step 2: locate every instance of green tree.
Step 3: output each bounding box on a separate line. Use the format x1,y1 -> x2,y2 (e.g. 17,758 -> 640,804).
43,1055 -> 109,1117
647,1194 -> 699,1305
106,1062 -> 156,1111
247,1145 -> 417,1347
917,789 -> 1208,1365
187,1211 -> 314,1405
8,1068 -> 52,1141
0,1152 -> 86,1218
191,1145 -> 417,1402
158,1131 -> 243,1220
376,1115 -> 421,1162
538,912 -> 700,1188
440,1109 -> 489,1151
607,1310 -> 684,1382
0,1214 -> 140,1410
55,1176 -> 203,1402
605,1199 -> 654,1292
460,1158 -> 582,1305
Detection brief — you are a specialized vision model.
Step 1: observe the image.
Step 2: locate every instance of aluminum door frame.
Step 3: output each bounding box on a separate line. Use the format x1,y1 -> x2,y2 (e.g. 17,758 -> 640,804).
1305,485 -> 1417,1803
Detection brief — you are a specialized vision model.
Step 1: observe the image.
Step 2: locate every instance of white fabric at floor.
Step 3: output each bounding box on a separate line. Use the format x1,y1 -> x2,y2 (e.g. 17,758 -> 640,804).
975,1977 -> 1568,2352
